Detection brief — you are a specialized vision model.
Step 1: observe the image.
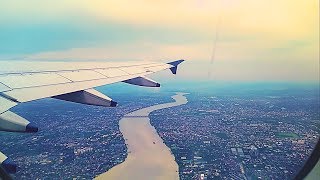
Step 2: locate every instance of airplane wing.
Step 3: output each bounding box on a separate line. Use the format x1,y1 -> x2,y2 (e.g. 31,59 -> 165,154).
0,59 -> 184,175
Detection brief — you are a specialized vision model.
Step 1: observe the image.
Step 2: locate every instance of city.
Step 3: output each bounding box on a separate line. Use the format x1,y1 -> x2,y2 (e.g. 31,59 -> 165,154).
150,84 -> 319,179
0,82 -> 319,179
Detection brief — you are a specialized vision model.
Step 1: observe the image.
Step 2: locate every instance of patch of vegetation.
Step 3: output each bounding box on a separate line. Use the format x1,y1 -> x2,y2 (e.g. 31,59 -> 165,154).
215,132 -> 229,139
276,132 -> 299,138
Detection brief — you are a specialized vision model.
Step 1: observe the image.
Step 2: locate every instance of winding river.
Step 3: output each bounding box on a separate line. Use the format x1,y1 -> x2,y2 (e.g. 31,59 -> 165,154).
96,93 -> 188,180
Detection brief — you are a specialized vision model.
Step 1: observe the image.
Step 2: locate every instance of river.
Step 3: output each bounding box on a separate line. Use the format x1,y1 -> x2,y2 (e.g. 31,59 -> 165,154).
96,92 -> 188,180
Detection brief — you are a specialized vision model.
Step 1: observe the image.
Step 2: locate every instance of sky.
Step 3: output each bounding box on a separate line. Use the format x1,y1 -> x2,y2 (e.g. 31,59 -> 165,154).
0,0 -> 319,82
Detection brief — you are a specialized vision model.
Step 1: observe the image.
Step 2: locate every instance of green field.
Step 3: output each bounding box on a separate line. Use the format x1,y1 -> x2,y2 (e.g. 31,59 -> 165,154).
276,132 -> 299,138
215,132 -> 229,139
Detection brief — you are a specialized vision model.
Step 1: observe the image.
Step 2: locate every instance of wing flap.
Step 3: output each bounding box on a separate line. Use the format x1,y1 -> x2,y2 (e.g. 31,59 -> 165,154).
94,68 -> 129,77
120,67 -> 147,75
0,96 -> 17,114
57,70 -> 106,82
0,83 -> 11,92
0,73 -> 71,89
2,74 -> 139,103
145,64 -> 171,72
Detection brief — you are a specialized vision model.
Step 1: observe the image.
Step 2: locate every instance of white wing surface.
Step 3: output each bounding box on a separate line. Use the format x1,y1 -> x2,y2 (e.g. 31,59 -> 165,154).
0,60 -> 184,112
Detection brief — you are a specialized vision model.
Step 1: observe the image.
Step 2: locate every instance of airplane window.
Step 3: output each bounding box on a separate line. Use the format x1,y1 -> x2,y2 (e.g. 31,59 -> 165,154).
0,1 -> 319,180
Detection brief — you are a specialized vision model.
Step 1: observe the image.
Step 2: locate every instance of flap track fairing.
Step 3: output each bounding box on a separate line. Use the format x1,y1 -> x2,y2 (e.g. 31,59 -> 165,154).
52,89 -> 117,107
0,111 -> 38,133
123,76 -> 160,87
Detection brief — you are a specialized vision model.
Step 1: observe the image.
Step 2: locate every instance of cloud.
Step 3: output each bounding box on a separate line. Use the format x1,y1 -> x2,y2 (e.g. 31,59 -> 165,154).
23,42 -> 207,61
2,0 -> 318,38
0,0 -> 318,81
23,38 -> 318,82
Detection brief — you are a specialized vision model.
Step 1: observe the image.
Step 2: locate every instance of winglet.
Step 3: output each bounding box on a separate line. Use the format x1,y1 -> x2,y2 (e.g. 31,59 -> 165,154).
167,59 -> 185,74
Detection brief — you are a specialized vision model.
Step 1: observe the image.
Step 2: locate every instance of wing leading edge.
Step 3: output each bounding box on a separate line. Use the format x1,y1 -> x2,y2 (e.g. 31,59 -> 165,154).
0,59 -> 184,175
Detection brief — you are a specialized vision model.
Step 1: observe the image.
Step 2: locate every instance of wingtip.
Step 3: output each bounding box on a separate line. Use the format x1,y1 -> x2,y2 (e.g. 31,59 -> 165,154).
167,59 -> 185,66
167,59 -> 185,75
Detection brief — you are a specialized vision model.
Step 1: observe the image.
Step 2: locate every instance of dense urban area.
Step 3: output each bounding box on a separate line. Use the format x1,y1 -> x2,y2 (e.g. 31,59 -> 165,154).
151,91 -> 319,179
0,82 -> 319,179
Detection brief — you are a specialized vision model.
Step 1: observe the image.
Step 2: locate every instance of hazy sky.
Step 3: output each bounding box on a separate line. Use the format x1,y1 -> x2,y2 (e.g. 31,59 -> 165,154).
0,0 -> 319,82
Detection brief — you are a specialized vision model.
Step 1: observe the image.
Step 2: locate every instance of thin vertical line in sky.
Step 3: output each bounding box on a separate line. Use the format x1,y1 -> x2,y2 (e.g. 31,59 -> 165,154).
208,1 -> 223,79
